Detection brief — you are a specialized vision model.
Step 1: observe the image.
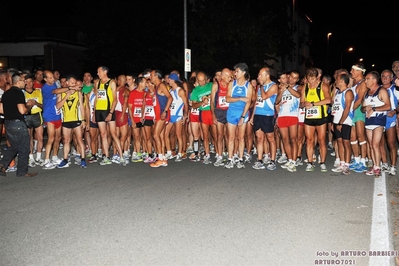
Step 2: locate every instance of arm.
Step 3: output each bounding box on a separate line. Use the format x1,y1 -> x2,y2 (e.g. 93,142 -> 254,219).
353,82 -> 367,110
106,80 -> 117,120
339,90 -> 354,125
179,88 -> 189,123
56,91 -> 71,110
121,88 -> 129,120
210,82 -> 218,123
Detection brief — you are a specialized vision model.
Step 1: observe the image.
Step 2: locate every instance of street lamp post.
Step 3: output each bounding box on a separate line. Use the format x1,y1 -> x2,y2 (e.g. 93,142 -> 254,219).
326,33 -> 332,74
340,47 -> 354,68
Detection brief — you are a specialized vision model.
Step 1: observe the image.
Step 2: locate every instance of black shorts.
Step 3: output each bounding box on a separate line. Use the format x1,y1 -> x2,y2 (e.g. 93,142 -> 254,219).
304,117 -> 328,126
214,108 -> 227,124
133,121 -> 144,128
25,113 -> 42,128
95,110 -> 115,122
333,124 -> 351,140
143,119 -> 154,127
253,115 -> 274,133
62,121 -> 82,129
90,121 -> 98,128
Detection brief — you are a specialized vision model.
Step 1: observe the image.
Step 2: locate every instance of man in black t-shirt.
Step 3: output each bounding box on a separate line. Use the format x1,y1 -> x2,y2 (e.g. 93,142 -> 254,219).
0,73 -> 37,177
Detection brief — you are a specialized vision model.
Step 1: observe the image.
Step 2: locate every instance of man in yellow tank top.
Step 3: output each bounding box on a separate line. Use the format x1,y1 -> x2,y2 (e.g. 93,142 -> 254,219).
93,66 -> 125,166
300,68 -> 331,172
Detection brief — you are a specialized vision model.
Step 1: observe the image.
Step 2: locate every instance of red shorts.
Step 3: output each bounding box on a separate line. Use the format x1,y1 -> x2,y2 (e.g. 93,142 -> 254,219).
115,111 -> 128,127
277,116 -> 298,128
46,120 -> 62,129
190,113 -> 200,123
199,110 -> 212,125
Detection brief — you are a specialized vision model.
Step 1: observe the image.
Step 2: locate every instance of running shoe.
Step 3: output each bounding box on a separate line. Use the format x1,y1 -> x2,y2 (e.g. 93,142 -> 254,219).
52,157 -> 62,165
295,158 -> 303,166
353,163 -> 367,173
175,154 -> 183,162
80,160 -> 87,169
374,168 -> 382,177
252,161 -> 265,170
29,158 -> 36,168
389,167 -> 397,176
281,161 -> 290,169
342,165 -> 350,175
236,160 -> 245,169
203,155 -> 212,165
150,159 -> 167,168
88,156 -> 98,163
277,154 -> 288,164
111,154 -> 121,164
186,146 -> 194,154
144,156 -> 156,163
6,166 -> 17,172
320,163 -> 327,172
365,168 -> 375,176
381,163 -> 390,173
305,163 -> 314,172
224,160 -> 234,169
190,155 -> 201,162
100,157 -> 112,166
287,162 -> 297,172
57,160 -> 69,169
213,156 -> 224,167
266,161 -> 276,171
42,161 -> 56,170
244,152 -> 252,163
35,159 -> 45,167
74,156 -> 81,165
331,165 -> 344,173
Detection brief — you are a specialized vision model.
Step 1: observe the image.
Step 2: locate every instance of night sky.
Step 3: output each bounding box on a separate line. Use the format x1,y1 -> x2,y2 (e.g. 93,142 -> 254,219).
7,0 -> 399,76
300,0 -> 399,74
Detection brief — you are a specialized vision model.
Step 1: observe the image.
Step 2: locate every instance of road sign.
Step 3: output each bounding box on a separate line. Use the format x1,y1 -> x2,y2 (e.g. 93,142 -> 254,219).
185,49 -> 191,72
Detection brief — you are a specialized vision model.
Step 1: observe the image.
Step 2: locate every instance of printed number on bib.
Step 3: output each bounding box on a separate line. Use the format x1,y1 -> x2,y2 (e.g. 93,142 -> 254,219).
305,106 -> 322,119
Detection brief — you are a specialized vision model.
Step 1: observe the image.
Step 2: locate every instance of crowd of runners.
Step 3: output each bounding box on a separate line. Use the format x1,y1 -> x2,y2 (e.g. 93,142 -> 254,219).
1,60 -> 399,177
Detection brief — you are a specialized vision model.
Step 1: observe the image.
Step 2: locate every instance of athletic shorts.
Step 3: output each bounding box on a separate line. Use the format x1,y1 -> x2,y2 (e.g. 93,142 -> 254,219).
115,111 -> 128,127
214,108 -> 227,124
253,115 -> 274,133
90,121 -> 98,128
143,119 -> 154,127
199,110 -> 212,125
352,106 -> 365,124
190,113 -> 200,123
333,123 -> 351,140
25,113 -> 42,128
170,115 -> 183,123
62,121 -> 82,129
277,116 -> 298,128
95,110 -> 115,122
133,121 -> 144,128
47,119 -> 62,129
386,115 -> 397,129
304,117 -> 328,126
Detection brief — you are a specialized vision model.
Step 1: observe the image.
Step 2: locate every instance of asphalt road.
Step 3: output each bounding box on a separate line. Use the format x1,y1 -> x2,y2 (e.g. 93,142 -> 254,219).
0,151 -> 396,266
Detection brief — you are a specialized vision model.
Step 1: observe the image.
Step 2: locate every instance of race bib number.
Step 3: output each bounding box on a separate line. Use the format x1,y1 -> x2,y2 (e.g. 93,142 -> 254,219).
281,95 -> 293,104
191,107 -> 199,115
133,107 -> 142,117
144,105 -> 155,118
255,96 -> 264,108
97,90 -> 106,100
218,96 -> 229,108
305,106 -> 322,119
331,104 -> 340,116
